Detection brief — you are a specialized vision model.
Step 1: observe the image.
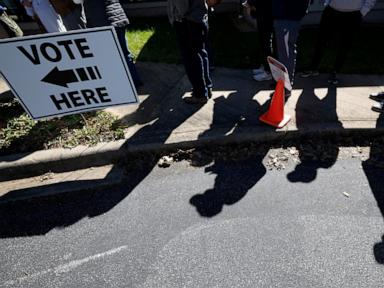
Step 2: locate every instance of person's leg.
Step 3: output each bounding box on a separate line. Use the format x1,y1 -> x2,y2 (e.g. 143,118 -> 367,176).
186,19 -> 210,98
334,11 -> 362,73
255,5 -> 274,72
201,21 -> 212,91
115,26 -> 143,87
174,21 -> 198,91
274,20 -> 301,86
308,6 -> 336,71
253,6 -> 274,81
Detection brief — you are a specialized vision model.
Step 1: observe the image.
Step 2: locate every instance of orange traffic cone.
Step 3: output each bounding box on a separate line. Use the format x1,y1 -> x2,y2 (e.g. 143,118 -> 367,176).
259,79 -> 291,128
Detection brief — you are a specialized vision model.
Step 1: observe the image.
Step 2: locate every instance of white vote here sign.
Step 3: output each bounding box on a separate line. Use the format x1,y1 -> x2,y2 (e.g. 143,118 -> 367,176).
0,27 -> 139,120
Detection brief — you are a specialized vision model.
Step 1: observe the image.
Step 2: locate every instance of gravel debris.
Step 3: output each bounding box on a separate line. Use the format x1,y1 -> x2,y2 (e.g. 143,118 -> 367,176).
122,134 -> 384,172
38,172 -> 54,182
158,156 -> 173,168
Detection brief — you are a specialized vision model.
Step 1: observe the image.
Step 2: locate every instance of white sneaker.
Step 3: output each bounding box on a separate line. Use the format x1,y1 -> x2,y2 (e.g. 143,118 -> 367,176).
253,71 -> 272,81
252,65 -> 265,75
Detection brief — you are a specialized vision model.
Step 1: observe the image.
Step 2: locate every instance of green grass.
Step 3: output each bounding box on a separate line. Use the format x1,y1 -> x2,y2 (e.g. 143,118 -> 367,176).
127,15 -> 384,74
127,17 -> 180,63
0,100 -> 125,156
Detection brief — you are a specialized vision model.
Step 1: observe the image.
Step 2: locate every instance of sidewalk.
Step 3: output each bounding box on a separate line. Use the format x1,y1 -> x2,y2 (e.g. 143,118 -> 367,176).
1,62 -> 384,197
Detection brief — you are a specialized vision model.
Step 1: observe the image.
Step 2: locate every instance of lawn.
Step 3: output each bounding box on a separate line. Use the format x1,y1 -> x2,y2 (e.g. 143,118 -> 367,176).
126,14 -> 384,74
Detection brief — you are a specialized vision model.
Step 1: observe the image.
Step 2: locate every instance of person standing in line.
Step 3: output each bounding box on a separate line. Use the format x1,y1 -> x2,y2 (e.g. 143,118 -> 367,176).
82,0 -> 143,88
50,0 -> 86,30
20,0 -> 67,33
167,0 -> 213,104
0,4 -> 23,38
300,0 -> 377,85
243,0 -> 275,82
272,0 -> 312,93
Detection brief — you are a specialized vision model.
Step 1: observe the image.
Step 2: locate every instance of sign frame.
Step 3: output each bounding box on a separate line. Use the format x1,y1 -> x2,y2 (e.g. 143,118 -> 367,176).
0,27 -> 139,120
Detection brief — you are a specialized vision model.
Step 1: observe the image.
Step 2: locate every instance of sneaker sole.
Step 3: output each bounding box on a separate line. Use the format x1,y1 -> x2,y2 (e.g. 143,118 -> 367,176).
372,106 -> 384,113
369,95 -> 384,102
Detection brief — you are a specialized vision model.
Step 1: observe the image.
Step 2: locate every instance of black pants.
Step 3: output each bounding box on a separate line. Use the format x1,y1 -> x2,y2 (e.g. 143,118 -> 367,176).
174,19 -> 212,98
310,6 -> 362,72
251,2 -> 275,71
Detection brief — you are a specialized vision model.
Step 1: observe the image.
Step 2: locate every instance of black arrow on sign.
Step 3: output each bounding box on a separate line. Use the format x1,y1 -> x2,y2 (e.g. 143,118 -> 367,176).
41,66 -> 102,88
41,66 -> 78,88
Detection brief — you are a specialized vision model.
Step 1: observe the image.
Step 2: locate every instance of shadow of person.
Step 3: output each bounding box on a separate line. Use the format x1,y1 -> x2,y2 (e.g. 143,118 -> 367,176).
189,83 -> 270,217
287,85 -> 342,183
0,80 -> 203,238
374,235 -> 384,264
189,150 -> 268,217
362,111 -> 384,264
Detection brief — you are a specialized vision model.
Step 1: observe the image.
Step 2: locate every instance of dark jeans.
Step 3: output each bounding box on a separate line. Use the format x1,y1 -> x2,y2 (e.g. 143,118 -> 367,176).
253,4 -> 275,71
114,26 -> 143,87
174,19 -> 212,98
310,6 -> 362,72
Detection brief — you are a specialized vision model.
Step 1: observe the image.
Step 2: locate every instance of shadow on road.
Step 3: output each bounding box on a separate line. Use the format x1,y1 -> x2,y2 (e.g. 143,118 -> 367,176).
362,112 -> 384,264
189,80 -> 270,217
287,85 -> 342,183
0,74 -> 202,238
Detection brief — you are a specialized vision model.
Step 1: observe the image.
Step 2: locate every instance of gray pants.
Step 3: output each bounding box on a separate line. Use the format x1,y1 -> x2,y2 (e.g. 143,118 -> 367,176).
274,20 -> 301,85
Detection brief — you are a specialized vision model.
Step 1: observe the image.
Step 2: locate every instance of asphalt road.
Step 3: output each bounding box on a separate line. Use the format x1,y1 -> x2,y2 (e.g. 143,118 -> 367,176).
1,155 -> 384,287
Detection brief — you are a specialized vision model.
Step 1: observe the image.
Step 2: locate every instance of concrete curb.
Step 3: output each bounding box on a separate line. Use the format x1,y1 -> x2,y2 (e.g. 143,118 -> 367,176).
2,124 -> 384,182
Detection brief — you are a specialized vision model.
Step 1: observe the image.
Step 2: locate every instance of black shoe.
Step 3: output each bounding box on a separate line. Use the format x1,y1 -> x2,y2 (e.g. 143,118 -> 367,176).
369,92 -> 384,102
191,88 -> 213,98
183,95 -> 208,105
372,101 -> 384,113
208,87 -> 213,99
328,72 -> 339,85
